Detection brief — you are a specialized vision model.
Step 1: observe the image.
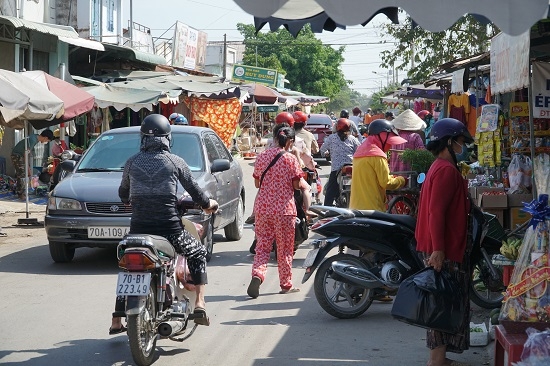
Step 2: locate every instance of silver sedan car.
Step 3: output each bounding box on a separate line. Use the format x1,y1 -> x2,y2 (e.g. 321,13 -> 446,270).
45,126 -> 245,263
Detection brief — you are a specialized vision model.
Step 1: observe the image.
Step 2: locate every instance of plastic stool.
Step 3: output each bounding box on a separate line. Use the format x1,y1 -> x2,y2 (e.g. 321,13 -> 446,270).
494,325 -> 527,366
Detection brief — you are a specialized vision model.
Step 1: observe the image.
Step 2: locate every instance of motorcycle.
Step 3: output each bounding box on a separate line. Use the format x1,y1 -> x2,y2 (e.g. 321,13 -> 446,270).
302,204 -> 505,319
115,205 -> 214,366
303,166 -> 322,205
49,149 -> 80,191
335,164 -> 352,208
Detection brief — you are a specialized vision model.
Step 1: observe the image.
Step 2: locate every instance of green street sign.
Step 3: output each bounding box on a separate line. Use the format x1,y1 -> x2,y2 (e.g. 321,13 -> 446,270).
232,65 -> 278,87
242,105 -> 251,112
256,105 -> 279,112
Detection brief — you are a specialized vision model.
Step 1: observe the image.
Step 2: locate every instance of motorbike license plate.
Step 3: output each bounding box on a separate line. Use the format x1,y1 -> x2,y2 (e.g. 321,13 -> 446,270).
88,226 -> 129,239
303,248 -> 319,268
313,133 -> 319,140
116,272 -> 151,296
343,176 -> 352,186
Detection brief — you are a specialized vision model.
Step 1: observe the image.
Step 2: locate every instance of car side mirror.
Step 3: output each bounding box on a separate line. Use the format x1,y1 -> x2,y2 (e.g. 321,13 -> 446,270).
60,160 -> 77,172
210,158 -> 230,173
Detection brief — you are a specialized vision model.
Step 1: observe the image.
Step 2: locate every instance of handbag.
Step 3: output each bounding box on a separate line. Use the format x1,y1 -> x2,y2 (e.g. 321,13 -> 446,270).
293,189 -> 309,244
391,266 -> 465,334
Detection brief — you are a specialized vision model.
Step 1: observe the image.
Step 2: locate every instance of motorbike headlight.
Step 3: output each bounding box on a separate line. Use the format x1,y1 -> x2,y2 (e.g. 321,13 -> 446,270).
48,197 -> 82,210
60,150 -> 74,161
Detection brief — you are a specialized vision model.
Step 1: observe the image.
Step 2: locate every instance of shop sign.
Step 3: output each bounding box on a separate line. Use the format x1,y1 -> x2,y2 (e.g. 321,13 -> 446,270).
172,22 -> 208,71
510,102 -> 529,117
256,105 -> 279,112
490,31 -> 530,95
532,62 -> 550,119
232,65 -> 278,87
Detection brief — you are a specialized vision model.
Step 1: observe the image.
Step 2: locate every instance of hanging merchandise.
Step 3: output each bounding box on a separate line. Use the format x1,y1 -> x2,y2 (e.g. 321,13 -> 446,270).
508,154 -> 533,194
478,104 -> 500,132
533,154 -> 550,196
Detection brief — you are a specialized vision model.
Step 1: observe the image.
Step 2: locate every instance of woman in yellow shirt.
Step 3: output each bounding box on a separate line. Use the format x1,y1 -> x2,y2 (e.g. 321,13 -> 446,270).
349,119 -> 407,211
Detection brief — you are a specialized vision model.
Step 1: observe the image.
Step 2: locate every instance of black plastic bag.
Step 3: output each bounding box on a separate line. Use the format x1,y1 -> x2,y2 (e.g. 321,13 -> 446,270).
391,266 -> 465,333
294,189 -> 309,244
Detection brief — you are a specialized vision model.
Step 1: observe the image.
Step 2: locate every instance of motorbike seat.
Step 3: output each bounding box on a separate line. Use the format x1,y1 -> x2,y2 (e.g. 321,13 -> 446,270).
353,210 -> 416,230
123,234 -> 176,258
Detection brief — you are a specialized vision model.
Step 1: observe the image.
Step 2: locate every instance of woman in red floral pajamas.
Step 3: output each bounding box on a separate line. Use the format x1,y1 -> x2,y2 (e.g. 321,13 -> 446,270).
247,126 -> 303,298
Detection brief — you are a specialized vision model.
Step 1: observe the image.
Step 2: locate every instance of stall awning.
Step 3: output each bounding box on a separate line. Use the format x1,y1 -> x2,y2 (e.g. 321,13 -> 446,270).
59,36 -> 104,51
0,15 -> 78,38
0,15 -> 104,52
103,44 -> 167,66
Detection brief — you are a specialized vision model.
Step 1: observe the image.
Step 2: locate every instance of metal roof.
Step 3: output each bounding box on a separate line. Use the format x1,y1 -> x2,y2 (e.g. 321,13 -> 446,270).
0,15 -> 79,39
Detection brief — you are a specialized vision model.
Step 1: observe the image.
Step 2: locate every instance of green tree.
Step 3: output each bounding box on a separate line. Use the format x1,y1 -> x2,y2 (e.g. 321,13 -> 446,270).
237,24 -> 348,99
325,85 -> 369,114
368,83 -> 401,113
379,13 -> 498,82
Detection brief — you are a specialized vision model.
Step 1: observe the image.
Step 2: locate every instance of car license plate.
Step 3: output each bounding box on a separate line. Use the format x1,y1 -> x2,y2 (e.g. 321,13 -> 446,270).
88,226 -> 129,238
116,272 -> 151,296
303,248 -> 319,268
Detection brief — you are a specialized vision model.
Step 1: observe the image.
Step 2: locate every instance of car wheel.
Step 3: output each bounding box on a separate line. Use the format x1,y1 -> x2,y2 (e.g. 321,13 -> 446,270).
49,241 -> 75,263
224,195 -> 244,241
203,219 -> 214,262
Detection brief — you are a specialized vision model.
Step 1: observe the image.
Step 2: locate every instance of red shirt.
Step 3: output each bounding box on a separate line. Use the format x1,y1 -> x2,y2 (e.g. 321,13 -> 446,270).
415,158 -> 470,263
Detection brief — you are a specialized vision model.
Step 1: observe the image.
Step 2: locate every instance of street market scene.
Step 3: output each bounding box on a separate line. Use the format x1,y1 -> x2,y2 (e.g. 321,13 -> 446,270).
2,1 -> 550,365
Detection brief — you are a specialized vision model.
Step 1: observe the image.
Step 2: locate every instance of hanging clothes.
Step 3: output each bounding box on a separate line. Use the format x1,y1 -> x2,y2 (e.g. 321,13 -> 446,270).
448,93 -> 470,124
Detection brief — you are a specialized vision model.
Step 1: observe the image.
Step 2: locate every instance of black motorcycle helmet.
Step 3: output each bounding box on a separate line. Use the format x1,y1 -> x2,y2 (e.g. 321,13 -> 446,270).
141,114 -> 171,137
368,118 -> 398,136
340,109 -> 349,118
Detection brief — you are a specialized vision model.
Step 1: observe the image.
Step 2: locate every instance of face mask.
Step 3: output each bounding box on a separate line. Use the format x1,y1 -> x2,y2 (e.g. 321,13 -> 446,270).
454,141 -> 468,162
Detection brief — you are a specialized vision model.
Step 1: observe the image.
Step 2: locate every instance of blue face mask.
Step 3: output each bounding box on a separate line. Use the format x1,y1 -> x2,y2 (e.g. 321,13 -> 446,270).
454,141 -> 468,162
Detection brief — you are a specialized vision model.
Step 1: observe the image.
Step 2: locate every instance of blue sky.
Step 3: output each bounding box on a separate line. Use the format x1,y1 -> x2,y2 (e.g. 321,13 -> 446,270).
126,0 -> 398,95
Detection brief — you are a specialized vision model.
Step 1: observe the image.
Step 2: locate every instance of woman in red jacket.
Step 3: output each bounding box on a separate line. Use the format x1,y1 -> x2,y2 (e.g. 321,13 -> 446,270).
415,118 -> 473,366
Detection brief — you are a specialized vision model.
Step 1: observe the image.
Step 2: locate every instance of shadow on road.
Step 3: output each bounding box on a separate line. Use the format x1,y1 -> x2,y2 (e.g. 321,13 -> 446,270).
0,336 -> 192,365
0,244 -> 118,275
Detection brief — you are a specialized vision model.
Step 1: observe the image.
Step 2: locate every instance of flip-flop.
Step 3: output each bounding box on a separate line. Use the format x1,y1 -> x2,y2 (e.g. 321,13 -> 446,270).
279,288 -> 300,294
193,307 -> 210,326
247,276 -> 261,299
108,325 -> 127,335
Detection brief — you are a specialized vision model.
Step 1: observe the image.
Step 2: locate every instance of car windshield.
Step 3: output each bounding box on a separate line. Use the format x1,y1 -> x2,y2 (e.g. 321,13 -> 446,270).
77,132 -> 205,172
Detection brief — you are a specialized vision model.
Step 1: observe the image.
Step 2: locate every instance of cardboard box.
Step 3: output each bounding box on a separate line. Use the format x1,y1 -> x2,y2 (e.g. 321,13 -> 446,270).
477,193 -> 508,209
507,193 -> 533,207
507,207 -> 530,230
475,187 -> 505,199
482,208 -> 505,226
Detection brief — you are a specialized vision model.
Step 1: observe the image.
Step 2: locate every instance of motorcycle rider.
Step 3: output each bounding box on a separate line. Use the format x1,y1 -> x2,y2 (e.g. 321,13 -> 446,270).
110,114 -> 218,334
320,118 -> 360,206
339,109 -> 361,139
349,119 -> 407,212
292,111 -> 319,156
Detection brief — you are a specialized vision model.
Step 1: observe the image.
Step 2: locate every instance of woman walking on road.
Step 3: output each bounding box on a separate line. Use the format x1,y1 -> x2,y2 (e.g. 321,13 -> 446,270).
320,118 -> 360,206
414,118 -> 474,366
247,126 -> 303,298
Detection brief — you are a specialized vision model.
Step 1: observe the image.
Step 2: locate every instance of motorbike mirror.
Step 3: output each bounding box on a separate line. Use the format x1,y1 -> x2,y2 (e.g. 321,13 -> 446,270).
417,173 -> 426,184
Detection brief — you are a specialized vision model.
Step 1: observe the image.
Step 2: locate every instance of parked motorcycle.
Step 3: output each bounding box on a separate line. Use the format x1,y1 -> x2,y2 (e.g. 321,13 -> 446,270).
302,204 -> 504,319
303,166 -> 322,205
49,149 -> 80,191
115,208 -> 212,366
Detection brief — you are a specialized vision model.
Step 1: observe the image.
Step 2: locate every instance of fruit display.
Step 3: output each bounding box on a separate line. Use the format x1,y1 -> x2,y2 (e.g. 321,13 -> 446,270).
500,237 -> 523,260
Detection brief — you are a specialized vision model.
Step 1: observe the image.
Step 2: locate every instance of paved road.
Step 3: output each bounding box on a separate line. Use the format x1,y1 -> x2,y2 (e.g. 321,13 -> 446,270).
0,157 -> 493,366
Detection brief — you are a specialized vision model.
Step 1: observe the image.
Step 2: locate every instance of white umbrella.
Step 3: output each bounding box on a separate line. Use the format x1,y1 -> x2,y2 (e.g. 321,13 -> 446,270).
0,69 -> 65,224
0,69 -> 64,129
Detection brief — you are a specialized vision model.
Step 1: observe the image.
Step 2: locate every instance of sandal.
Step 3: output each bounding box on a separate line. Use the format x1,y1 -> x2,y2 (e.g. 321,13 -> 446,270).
279,288 -> 300,294
193,307 -> 210,326
108,325 -> 127,335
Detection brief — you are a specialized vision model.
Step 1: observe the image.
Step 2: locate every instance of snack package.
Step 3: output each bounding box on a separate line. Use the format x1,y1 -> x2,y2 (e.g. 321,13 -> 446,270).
499,195 -> 550,324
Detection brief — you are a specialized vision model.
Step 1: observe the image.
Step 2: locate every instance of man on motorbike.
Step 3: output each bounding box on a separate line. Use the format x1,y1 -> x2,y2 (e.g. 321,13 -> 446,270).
110,114 -> 218,333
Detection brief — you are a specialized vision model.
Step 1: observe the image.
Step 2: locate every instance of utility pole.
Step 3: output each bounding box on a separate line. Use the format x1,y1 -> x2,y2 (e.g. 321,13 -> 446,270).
222,33 -> 227,79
